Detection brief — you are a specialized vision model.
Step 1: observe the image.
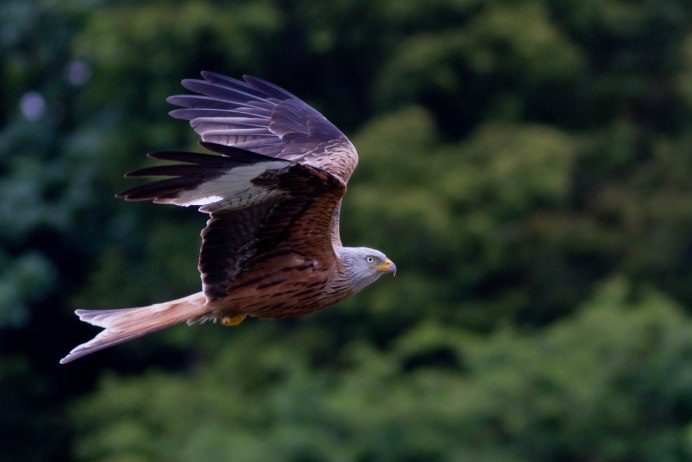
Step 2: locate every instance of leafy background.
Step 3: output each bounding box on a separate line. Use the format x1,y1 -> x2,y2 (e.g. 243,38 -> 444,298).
3,0 -> 692,460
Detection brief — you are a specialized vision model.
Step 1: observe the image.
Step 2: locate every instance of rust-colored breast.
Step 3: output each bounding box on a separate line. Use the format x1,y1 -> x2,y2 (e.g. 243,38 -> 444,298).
212,250 -> 348,319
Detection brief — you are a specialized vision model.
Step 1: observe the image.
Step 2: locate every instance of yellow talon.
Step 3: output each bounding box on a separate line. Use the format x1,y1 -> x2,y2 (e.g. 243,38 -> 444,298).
221,314 -> 247,327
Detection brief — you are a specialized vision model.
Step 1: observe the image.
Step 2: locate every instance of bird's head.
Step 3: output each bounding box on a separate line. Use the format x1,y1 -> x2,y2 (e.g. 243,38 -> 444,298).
338,247 -> 396,293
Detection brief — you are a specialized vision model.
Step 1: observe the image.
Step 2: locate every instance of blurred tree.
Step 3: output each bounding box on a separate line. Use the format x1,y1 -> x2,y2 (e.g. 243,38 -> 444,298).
2,0 -> 692,460
73,279 -> 692,462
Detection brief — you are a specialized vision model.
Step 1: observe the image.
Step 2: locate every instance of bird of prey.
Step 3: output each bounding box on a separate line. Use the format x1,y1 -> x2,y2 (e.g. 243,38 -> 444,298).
60,72 -> 396,364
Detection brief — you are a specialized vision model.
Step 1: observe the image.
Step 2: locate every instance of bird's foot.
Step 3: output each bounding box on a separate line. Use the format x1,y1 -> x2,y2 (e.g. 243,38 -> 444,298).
221,314 -> 246,327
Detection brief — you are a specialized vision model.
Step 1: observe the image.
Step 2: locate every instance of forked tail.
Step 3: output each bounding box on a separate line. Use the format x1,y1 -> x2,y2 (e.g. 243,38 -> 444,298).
60,292 -> 208,364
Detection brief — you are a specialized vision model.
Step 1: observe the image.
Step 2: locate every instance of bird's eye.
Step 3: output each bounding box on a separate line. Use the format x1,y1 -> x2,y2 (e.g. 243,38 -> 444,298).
366,256 -> 375,263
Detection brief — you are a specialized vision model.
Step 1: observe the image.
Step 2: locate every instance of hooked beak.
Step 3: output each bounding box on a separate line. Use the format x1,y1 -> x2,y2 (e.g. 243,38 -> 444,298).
374,258 -> 397,276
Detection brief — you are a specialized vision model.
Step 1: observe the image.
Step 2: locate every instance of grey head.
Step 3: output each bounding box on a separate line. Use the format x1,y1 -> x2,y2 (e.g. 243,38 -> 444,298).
336,246 -> 396,294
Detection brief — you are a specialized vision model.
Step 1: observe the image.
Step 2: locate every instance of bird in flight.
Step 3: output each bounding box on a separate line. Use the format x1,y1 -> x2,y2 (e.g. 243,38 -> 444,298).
60,72 -> 396,363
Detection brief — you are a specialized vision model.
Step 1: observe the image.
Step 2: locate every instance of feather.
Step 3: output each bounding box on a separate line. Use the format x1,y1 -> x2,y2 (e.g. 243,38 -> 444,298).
60,293 -> 207,364
167,71 -> 359,182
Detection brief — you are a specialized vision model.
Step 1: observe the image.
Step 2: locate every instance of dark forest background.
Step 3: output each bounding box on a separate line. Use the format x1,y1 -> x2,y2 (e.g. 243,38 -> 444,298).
3,0 -> 692,460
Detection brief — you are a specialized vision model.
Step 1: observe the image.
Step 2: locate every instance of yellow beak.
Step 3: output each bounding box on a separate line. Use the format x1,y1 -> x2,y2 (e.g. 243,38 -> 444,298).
374,258 -> 397,275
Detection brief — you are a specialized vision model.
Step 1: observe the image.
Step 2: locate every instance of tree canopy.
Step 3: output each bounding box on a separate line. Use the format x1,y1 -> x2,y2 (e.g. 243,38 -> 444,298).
2,0 -> 692,460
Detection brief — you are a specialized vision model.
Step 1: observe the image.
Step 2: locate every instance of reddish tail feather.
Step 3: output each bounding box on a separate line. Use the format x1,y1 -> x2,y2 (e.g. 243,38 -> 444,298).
60,292 -> 208,364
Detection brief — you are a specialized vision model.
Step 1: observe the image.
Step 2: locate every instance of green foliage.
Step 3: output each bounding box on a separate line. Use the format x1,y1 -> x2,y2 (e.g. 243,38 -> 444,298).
0,251 -> 56,327
73,280 -> 692,462
3,0 -> 692,460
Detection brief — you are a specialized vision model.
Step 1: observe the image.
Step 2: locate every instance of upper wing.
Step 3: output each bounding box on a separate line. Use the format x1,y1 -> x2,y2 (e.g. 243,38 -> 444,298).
167,72 -> 358,183
118,143 -> 345,300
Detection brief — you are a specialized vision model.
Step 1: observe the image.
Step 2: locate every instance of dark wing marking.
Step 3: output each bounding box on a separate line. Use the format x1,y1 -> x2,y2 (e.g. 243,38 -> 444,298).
200,157 -> 345,299
167,72 -> 358,183
117,144 -> 294,213
198,199 -> 281,299
117,143 -> 345,300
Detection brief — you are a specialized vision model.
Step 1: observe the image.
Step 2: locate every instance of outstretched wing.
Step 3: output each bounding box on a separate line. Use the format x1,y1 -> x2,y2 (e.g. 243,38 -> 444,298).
118,143 -> 345,300
167,72 -> 358,183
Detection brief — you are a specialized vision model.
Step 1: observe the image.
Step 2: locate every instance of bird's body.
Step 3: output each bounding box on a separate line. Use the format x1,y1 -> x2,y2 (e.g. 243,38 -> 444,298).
60,72 -> 395,364
199,248 -> 351,322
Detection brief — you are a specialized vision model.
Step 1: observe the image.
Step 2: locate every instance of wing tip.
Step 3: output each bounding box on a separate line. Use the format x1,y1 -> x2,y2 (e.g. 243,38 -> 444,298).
168,108 -> 193,120
201,70 -> 223,81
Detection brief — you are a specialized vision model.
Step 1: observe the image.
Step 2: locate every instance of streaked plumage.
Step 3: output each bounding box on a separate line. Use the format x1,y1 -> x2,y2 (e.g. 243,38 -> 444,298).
61,72 -> 395,364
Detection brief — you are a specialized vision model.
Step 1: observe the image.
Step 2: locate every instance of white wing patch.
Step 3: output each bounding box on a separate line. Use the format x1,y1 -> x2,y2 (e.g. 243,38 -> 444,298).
178,195 -> 224,207
155,160 -> 291,213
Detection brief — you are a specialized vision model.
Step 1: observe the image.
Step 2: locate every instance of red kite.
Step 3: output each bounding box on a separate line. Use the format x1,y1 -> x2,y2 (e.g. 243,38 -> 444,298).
60,72 -> 395,363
